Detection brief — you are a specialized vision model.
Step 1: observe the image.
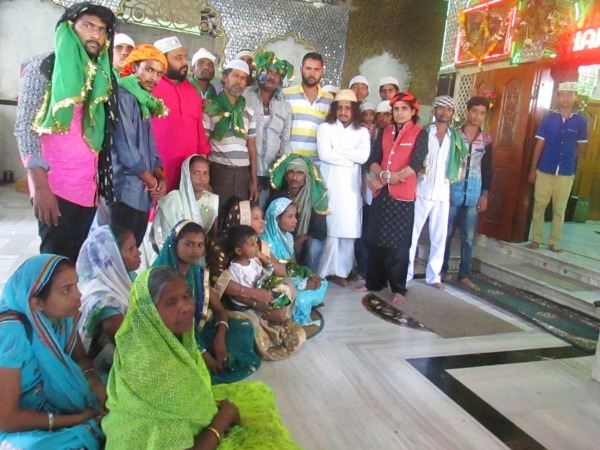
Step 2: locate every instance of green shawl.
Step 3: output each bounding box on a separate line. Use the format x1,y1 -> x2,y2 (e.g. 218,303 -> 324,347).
33,22 -> 112,153
424,124 -> 469,182
117,75 -> 168,120
188,75 -> 217,100
103,269 -> 217,450
204,91 -> 248,141
270,153 -> 329,235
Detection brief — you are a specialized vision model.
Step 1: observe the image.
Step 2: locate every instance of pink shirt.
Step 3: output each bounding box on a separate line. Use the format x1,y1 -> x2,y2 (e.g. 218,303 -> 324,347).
34,104 -> 98,207
152,77 -> 210,192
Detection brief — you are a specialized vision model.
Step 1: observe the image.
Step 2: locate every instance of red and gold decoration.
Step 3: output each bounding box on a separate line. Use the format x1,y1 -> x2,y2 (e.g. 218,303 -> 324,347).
456,0 -> 518,66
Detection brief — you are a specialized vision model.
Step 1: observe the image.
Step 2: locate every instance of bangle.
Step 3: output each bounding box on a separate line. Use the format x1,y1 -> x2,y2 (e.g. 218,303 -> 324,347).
253,300 -> 257,309
206,426 -> 222,444
216,320 -> 229,331
200,348 -> 207,354
379,170 -> 391,183
83,367 -> 96,375
48,411 -> 55,432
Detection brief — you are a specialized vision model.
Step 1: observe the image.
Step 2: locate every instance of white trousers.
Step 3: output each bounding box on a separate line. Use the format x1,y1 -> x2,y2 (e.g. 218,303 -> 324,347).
407,198 -> 449,285
317,237 -> 355,278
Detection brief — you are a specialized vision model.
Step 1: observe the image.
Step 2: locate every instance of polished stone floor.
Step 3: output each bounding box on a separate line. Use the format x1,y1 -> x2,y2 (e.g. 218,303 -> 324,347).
1,184 -> 600,450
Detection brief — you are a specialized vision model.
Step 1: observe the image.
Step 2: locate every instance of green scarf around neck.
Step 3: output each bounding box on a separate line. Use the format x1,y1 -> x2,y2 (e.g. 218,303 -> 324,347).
34,22 -> 112,153
188,75 -> 217,100
204,91 -> 248,141
117,75 -> 168,120
424,123 -> 469,182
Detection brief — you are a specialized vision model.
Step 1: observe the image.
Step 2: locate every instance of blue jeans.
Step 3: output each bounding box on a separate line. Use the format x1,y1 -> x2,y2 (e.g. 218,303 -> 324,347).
442,205 -> 478,279
298,237 -> 324,274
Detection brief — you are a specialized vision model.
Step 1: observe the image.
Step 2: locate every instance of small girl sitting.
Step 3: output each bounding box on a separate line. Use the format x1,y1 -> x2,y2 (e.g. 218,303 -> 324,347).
227,225 -> 292,326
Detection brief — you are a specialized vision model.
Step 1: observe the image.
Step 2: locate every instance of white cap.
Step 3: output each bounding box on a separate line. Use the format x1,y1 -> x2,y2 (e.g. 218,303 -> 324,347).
192,48 -> 216,67
114,33 -> 135,48
376,100 -> 392,114
153,36 -> 183,54
224,59 -> 250,75
349,75 -> 369,88
379,76 -> 399,88
236,49 -> 254,59
322,84 -> 340,95
360,102 -> 375,113
558,81 -> 578,92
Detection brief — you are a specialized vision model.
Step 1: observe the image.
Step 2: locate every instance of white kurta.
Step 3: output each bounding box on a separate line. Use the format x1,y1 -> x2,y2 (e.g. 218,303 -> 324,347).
317,120 -> 370,238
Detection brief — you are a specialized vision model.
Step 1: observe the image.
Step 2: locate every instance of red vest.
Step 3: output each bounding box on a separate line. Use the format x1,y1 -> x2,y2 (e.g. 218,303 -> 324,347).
374,121 -> 423,201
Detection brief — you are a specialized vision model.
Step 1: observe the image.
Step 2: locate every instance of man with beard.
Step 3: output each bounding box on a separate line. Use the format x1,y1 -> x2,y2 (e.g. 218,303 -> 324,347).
110,45 -> 169,246
316,89 -> 370,287
204,60 -> 258,212
407,96 -> 468,290
152,36 -> 210,192
189,47 -> 218,102
112,33 -> 135,75
14,2 -> 117,262
244,51 -> 293,209
283,52 -> 333,160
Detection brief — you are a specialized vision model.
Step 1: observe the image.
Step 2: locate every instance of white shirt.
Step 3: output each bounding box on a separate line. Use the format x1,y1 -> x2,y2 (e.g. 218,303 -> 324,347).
417,123 -> 451,202
228,258 -> 263,308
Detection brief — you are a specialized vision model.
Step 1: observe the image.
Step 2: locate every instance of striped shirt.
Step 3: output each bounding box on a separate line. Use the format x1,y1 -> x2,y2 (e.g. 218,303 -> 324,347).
283,84 -> 333,157
204,104 -> 256,167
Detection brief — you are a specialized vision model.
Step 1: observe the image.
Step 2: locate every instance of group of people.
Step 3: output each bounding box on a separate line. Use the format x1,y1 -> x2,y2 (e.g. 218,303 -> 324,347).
3,1 -> 588,448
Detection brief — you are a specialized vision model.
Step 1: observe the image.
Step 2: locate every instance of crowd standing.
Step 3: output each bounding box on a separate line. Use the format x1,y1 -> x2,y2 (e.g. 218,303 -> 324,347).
5,1 -> 587,448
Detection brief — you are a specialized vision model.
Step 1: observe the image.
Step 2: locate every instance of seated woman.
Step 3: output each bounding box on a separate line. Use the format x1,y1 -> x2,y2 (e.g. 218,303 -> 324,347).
207,199 -> 306,360
102,267 -> 300,449
268,153 -> 328,273
152,155 -> 219,252
261,198 -> 328,325
153,220 -> 260,383
77,225 -> 141,376
0,254 -> 105,449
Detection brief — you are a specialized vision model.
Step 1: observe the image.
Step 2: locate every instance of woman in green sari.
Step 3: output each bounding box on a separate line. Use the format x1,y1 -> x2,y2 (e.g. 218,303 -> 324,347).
152,220 -> 260,384
102,267 -> 299,449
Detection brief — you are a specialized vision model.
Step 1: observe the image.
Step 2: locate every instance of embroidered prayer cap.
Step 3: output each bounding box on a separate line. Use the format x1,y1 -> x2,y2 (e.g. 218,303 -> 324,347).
114,33 -> 135,48
120,44 -> 168,77
376,100 -> 392,114
391,92 -> 420,113
432,95 -> 456,110
360,102 -> 376,113
191,48 -> 216,67
379,76 -> 399,88
254,51 -> 294,80
323,84 -> 340,95
153,36 -> 183,54
224,59 -> 250,75
335,89 -> 358,103
558,81 -> 578,92
236,49 -> 255,60
349,75 -> 369,88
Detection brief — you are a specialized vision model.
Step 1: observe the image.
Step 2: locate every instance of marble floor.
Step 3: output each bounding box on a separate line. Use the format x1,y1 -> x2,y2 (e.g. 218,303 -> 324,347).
2,184 -> 600,450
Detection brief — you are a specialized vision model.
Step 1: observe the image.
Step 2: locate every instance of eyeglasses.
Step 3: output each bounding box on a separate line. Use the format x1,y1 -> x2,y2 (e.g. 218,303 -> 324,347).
78,21 -> 107,36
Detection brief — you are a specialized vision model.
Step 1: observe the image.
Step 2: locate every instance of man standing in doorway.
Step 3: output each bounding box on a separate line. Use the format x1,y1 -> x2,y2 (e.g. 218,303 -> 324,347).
284,52 -> 333,159
527,81 -> 588,252
14,2 -> 117,262
407,95 -> 468,289
442,96 -> 493,289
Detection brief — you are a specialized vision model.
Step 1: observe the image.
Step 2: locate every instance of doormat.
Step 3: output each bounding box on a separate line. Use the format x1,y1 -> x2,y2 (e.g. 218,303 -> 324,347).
362,295 -> 431,331
450,272 -> 600,353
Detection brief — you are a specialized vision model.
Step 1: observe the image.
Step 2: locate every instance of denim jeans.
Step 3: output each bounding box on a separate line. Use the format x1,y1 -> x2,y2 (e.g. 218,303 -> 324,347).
298,237 -> 324,274
442,205 -> 478,279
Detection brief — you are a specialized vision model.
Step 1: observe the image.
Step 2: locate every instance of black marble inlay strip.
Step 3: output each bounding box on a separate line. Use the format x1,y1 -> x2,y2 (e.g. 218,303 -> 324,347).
0,99 -> 18,106
408,346 -> 587,449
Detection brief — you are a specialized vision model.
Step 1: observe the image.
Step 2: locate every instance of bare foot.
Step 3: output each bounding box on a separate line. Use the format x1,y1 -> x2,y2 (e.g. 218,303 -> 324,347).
431,282 -> 445,290
352,284 -> 368,292
348,272 -> 364,281
526,241 -> 540,249
549,244 -> 562,253
391,293 -> 406,304
330,275 -> 350,289
458,278 -> 479,290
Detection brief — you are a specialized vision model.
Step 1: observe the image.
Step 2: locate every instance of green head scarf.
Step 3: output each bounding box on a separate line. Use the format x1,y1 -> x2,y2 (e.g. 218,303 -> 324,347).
254,51 -> 294,83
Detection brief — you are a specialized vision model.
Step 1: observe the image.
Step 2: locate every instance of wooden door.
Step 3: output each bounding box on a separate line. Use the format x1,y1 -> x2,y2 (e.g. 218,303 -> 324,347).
574,100 -> 600,220
474,64 -> 540,241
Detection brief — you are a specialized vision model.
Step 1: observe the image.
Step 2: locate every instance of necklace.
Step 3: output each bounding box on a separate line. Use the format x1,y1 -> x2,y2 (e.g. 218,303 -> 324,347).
263,102 -> 270,115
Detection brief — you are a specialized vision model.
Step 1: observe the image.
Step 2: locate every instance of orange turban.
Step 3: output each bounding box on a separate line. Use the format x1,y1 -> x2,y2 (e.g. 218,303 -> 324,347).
119,44 -> 168,77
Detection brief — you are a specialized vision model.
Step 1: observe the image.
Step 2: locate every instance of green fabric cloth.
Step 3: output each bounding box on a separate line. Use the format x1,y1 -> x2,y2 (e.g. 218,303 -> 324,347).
269,153 -> 329,235
204,91 -> 248,141
103,268 -> 300,449
117,75 -> 168,120
34,22 -> 112,153
254,51 -> 294,81
188,75 -> 217,100
424,124 -> 469,182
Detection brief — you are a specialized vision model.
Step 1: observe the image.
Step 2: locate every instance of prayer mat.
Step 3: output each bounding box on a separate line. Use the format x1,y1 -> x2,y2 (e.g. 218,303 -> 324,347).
303,308 -> 324,340
451,272 -> 600,353
365,283 -> 522,338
